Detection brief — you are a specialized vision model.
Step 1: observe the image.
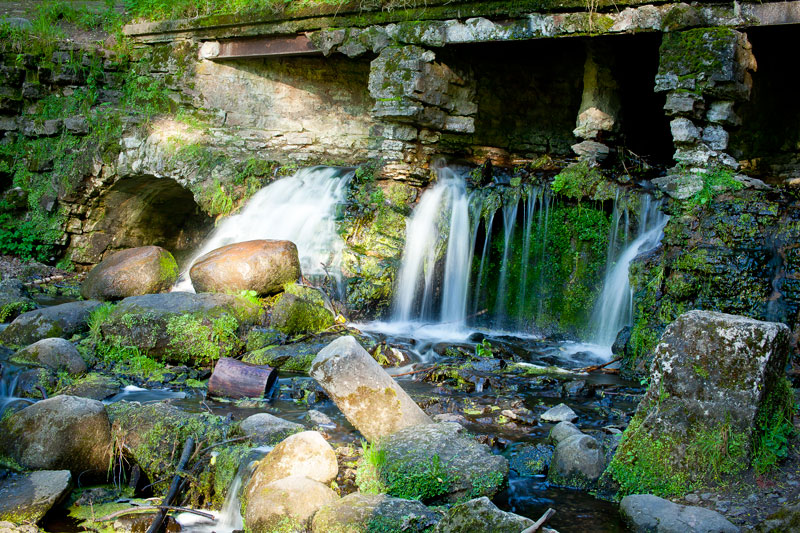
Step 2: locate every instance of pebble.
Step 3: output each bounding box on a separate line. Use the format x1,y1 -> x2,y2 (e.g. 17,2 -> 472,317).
701,492 -> 714,500
685,494 -> 700,504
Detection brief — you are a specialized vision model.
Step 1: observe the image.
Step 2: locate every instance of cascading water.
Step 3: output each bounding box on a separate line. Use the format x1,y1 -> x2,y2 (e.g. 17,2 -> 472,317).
590,195 -> 668,348
392,165 -> 471,328
174,166 -> 353,292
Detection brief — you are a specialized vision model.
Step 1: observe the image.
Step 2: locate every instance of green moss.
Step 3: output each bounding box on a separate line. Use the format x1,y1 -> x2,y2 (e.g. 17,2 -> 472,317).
270,293 -> 334,336
165,312 -> 242,367
159,252 -> 179,284
550,161 -> 614,201
753,377 -> 796,474
0,300 -> 35,322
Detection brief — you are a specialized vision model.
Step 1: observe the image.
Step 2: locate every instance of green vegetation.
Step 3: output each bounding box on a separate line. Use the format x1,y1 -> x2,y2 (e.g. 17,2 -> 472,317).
686,166 -> 744,207
165,312 -> 242,366
753,377 -> 796,474
474,338 -> 492,358
550,161 -> 615,201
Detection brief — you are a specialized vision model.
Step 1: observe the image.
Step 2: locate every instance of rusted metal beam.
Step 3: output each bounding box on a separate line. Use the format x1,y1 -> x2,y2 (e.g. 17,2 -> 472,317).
200,35 -> 320,60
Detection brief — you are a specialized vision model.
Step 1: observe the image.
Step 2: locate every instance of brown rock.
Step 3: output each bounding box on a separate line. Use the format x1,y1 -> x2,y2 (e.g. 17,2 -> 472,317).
81,246 -> 179,301
189,240 -> 301,296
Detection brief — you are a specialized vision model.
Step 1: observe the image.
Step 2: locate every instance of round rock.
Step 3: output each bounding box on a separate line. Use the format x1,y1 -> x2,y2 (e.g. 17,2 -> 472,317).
11,338 -> 87,376
245,476 -> 338,533
620,494 -> 739,533
312,492 -> 440,533
81,246 -> 179,301
189,239 -> 301,296
239,413 -> 303,445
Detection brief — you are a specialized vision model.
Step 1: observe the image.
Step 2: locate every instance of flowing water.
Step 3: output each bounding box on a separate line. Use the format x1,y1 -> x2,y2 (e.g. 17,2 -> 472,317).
174,166 -> 353,292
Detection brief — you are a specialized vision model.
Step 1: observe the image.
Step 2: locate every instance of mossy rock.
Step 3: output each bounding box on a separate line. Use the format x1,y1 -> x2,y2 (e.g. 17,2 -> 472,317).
243,340 -> 331,373
61,372 -> 122,401
270,293 -> 334,336
311,492 -> 440,533
0,300 -> 103,347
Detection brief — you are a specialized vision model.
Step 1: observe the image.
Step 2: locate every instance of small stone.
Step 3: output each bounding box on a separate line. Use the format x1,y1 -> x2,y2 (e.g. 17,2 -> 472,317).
701,493 -> 714,501
670,118 -> 701,143
541,403 -> 578,423
305,409 -> 335,429
685,493 -> 700,504
240,413 -> 303,445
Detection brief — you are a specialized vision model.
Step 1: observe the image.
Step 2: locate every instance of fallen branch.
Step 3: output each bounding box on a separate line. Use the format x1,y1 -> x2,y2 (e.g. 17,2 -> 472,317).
146,437 -> 195,533
392,365 -> 438,378
521,507 -> 556,533
288,323 -> 349,345
98,505 -> 214,522
577,356 -> 621,373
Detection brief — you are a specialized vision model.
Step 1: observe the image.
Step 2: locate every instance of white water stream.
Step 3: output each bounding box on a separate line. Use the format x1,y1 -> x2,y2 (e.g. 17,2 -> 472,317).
174,166 -> 353,292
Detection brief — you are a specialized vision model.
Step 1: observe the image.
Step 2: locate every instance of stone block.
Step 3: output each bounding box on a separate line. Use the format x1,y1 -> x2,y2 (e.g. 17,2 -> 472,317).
663,93 -> 704,118
670,117 -> 701,143
706,101 -> 741,126
702,124 -> 729,151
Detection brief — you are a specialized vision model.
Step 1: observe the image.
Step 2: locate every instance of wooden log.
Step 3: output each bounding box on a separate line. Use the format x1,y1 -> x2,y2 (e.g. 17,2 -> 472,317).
207,357 -> 278,399
521,507 -> 556,533
146,437 -> 195,533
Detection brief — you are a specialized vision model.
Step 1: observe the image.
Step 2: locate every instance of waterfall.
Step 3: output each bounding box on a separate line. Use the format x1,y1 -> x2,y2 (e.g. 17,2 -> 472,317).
174,166 -> 353,291
590,195 -> 668,347
494,193 -> 520,328
392,166 -> 471,326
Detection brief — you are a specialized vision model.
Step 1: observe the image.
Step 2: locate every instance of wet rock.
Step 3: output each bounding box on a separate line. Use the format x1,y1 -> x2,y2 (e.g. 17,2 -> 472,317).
541,403 -> 578,423
548,433 -> 607,489
0,396 -> 111,479
244,340 -> 331,373
0,300 -> 102,346
366,422 -> 508,503
305,410 -> 335,429
97,292 -> 260,365
11,338 -> 87,376
245,475 -> 338,533
189,239 -> 301,296
620,494 -> 738,533
509,443 -> 554,477
0,470 -> 72,524
0,523 -> 38,533
60,373 -> 122,400
239,413 -> 303,445
310,336 -> 432,442
433,413 -> 468,424
245,431 -> 338,502
432,497 -> 533,533
612,326 -> 631,356
270,293 -> 334,336
607,311 -> 792,495
312,492 -> 440,532
756,499 -> 800,532
15,368 -> 56,400
561,380 -> 587,397
0,280 -> 35,323
81,246 -> 179,301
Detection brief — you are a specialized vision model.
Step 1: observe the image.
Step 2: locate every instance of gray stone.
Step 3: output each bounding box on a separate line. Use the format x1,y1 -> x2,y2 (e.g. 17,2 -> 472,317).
245,431 -> 338,505
239,413 -> 303,445
0,470 -> 72,524
245,476 -> 338,533
0,300 -> 102,346
549,421 -> 584,444
61,373 -> 121,400
541,403 -> 578,423
702,125 -> 729,151
433,497 -> 533,533
509,443 -> 553,476
0,279 -> 35,323
674,144 -> 714,167
620,494 -> 738,533
572,140 -> 610,162
652,171 -> 704,200
376,422 -> 508,502
664,93 -> 704,117
305,409 -> 335,429
310,336 -> 432,442
706,101 -> 741,126
548,434 -> 606,489
670,118 -> 701,143
312,492 -> 440,532
63,117 -> 89,135
0,117 -> 17,131
11,338 -> 87,376
0,395 -> 111,479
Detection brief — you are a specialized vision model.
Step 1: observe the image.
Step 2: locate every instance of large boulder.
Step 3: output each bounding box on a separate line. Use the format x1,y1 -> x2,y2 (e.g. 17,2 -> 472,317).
239,413 -> 303,446
547,433 -> 607,489
244,431 -> 337,502
189,240 -> 301,296
10,338 -> 87,376
358,422 -> 508,503
270,293 -> 334,336
620,494 -> 738,533
310,336 -> 432,442
0,396 -> 111,479
244,476 -> 338,533
81,246 -> 179,301
0,470 -> 72,524
0,300 -> 102,346
433,497 -> 534,533
606,311 -> 793,497
95,292 -> 261,366
312,492 -> 440,533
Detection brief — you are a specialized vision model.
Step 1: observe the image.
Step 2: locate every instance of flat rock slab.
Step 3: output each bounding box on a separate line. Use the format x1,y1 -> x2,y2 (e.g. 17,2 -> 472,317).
620,494 -> 739,533
0,470 -> 72,524
0,300 -> 101,346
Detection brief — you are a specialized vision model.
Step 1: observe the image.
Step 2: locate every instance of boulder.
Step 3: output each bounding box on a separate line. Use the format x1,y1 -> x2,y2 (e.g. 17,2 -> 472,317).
606,311 -> 793,496
756,499 -> 800,532
270,293 -> 334,335
80,246 -> 179,301
96,292 -> 261,366
0,300 -> 102,346
11,338 -> 87,376
547,434 -> 607,489
541,403 -> 578,423
312,492 -> 440,533
310,336 -> 432,442
244,476 -> 338,533
432,497 -> 534,533
0,396 -> 111,479
360,422 -> 508,503
245,431 -> 337,504
0,280 -> 35,323
0,470 -> 72,524
189,240 -> 301,296
60,373 -> 122,400
620,494 -> 738,533
509,443 -> 554,477
243,339 -> 332,373
239,413 -> 303,445
549,421 -> 584,444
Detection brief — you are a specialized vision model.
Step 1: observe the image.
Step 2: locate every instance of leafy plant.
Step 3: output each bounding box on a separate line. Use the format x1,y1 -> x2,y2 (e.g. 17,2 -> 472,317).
474,338 -> 493,358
